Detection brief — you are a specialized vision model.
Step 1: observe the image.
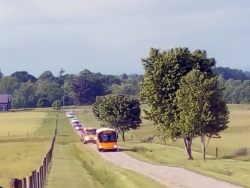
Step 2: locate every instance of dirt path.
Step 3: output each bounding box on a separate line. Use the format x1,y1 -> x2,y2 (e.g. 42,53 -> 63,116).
68,112 -> 245,188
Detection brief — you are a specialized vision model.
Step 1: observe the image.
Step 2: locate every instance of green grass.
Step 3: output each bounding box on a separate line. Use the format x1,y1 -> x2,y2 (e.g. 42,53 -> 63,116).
0,111 -> 57,188
45,113 -> 167,188
0,111 -> 47,136
75,104 -> 250,188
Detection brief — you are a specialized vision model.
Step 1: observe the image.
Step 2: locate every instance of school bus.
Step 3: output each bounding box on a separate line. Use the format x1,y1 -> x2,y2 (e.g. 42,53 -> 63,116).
82,127 -> 97,144
96,127 -> 118,152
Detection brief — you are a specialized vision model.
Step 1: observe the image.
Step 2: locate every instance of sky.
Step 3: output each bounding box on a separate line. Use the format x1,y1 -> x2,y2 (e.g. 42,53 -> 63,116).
0,0 -> 250,77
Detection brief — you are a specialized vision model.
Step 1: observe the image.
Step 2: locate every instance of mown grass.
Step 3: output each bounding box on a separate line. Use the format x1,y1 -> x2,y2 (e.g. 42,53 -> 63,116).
0,111 -> 57,188
75,104 -> 250,187
46,112 -> 167,188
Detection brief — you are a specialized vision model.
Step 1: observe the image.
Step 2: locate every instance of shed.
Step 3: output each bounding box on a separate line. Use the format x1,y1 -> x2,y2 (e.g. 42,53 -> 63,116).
0,94 -> 11,111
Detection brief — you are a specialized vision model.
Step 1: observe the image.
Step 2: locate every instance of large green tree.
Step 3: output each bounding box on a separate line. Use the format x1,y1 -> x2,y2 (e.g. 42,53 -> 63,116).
92,94 -> 141,142
175,69 -> 229,160
139,47 -> 216,159
71,75 -> 92,105
11,71 -> 37,83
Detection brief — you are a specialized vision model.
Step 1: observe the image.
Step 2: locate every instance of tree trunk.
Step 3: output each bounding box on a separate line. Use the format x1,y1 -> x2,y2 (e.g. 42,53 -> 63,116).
121,131 -> 125,142
183,137 -> 193,160
201,135 -> 206,160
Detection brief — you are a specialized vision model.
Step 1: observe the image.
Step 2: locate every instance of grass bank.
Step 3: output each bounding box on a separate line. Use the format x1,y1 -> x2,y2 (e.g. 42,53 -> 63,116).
45,112 -> 167,188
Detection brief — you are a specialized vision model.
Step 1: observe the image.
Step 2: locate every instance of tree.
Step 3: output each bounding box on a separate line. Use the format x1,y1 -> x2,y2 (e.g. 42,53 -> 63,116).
52,100 -> 61,110
122,73 -> 128,80
175,69 -> 229,160
92,96 -> 105,121
109,83 -> 139,95
92,94 -> 141,142
71,75 -> 92,105
38,71 -> 55,81
12,81 -> 37,108
59,68 -> 65,77
0,69 -> 3,78
11,71 -> 37,83
36,80 -> 64,104
0,76 -> 20,94
37,97 -> 50,107
139,47 -> 216,159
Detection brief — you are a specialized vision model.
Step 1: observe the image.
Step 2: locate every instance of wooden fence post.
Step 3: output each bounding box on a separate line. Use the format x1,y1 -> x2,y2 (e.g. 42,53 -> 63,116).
18,180 -> 22,188
36,171 -> 40,188
9,178 -> 19,188
45,154 -> 48,172
29,173 -> 33,188
22,177 -> 27,188
32,171 -> 36,188
39,166 -> 43,188
43,159 -> 46,182
216,147 -> 218,159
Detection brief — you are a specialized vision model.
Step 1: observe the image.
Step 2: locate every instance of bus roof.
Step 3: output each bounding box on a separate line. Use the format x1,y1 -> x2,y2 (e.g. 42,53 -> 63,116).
96,127 -> 116,133
84,127 -> 96,130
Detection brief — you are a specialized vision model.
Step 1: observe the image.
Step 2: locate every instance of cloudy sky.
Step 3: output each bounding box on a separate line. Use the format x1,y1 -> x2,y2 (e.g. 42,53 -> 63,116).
0,1 -> 250,77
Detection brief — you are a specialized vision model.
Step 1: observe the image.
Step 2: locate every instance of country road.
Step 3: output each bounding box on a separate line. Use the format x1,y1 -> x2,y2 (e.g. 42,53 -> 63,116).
67,112 -> 245,188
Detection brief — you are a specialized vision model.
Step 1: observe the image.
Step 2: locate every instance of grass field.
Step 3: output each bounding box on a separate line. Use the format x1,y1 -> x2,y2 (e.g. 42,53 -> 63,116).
0,110 -> 57,188
45,113 -> 167,188
75,104 -> 250,187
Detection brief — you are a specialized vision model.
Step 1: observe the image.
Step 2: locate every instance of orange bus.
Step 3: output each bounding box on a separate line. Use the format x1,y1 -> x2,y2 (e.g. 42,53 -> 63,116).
82,127 -> 97,144
96,127 -> 118,152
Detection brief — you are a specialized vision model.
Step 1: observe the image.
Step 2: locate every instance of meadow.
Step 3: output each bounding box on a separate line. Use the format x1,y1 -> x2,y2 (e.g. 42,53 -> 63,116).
0,110 -> 56,188
75,104 -> 250,187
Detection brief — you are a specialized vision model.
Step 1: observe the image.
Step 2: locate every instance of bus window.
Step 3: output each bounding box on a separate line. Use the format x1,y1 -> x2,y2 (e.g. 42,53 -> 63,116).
99,132 -> 117,142
86,129 -> 96,135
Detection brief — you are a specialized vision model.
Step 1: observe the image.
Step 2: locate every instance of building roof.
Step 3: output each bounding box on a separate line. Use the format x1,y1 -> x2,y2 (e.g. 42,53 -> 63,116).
0,94 -> 11,103
96,127 -> 116,133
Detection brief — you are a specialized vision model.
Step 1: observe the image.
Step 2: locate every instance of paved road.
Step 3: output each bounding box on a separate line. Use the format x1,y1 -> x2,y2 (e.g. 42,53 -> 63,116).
66,111 -> 245,188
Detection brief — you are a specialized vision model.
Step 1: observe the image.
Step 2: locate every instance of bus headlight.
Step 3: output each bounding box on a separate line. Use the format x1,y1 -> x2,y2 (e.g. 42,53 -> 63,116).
85,137 -> 89,140
114,145 -> 117,148
94,136 -> 97,140
99,145 -> 103,148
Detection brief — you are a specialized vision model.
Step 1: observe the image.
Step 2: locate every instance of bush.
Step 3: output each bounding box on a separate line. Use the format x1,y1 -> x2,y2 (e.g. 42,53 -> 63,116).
52,100 -> 61,110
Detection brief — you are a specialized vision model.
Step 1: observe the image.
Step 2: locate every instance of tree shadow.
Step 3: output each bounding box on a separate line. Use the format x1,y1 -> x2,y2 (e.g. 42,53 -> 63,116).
221,147 -> 250,159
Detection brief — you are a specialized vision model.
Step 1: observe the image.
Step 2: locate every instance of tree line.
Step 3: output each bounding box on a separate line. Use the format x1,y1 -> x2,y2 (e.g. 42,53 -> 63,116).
0,65 -> 249,108
0,69 -> 142,108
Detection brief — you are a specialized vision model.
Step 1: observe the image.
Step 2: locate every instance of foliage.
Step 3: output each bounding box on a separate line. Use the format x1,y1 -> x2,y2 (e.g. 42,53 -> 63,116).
70,75 -> 93,105
37,97 -> 50,108
139,47 -> 216,159
52,100 -> 61,110
92,94 -> 142,141
175,69 -> 229,159
11,71 -> 37,83
1,62 -> 250,109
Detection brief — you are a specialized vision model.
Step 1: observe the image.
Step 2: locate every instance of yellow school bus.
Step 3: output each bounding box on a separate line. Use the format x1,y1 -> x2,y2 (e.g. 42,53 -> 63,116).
96,127 -> 118,152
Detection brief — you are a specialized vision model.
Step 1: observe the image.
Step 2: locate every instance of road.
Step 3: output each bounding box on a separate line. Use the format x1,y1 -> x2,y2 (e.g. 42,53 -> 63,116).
66,111 -> 245,188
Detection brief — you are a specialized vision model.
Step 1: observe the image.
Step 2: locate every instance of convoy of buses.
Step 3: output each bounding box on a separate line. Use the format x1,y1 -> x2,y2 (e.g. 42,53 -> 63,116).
66,111 -> 118,152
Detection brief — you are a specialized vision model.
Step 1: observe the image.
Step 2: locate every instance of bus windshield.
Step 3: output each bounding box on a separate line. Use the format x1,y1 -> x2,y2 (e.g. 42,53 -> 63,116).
86,130 -> 96,135
99,132 -> 117,142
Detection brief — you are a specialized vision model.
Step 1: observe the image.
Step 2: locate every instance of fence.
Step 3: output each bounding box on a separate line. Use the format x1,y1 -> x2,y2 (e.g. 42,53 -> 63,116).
9,114 -> 58,188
